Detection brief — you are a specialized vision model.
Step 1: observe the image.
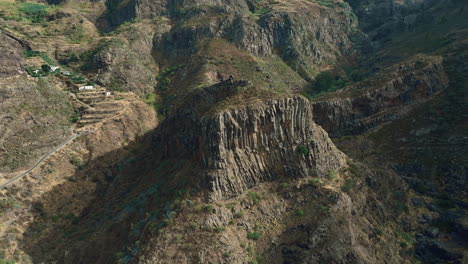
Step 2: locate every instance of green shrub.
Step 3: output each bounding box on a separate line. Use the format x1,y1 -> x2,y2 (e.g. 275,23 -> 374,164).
41,64 -> 51,73
296,145 -> 309,155
374,227 -> 383,236
251,0 -> 271,17
247,192 -> 261,204
69,108 -> 80,123
203,204 -> 214,213
247,231 -> 261,240
225,202 -> 236,209
320,205 -> 329,212
69,154 -> 84,170
39,53 -> 55,65
347,160 -> 361,177
0,257 -> 15,264
65,213 -> 80,225
309,178 -> 322,186
142,92 -> 157,106
215,226 -> 227,232
341,178 -> 356,193
327,169 -> 337,180
294,209 -> 305,216
235,211 -> 244,218
0,199 -> 17,214
24,50 -> 41,58
156,64 -> 184,91
71,76 -> 86,84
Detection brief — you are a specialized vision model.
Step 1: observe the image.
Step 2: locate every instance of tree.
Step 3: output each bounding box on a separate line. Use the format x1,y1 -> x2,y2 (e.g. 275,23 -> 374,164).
41,64 -> 51,73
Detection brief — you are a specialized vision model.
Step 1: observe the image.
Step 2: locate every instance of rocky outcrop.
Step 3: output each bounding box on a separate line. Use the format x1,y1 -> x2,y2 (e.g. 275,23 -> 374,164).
92,26 -> 159,95
311,56 -> 449,136
0,31 -> 26,77
104,0 -> 358,80
345,0 -> 458,40
152,1 -> 358,78
155,95 -> 347,200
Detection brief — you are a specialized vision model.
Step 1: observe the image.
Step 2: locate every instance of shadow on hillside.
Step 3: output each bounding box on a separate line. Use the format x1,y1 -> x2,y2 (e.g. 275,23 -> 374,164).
18,127 -> 201,264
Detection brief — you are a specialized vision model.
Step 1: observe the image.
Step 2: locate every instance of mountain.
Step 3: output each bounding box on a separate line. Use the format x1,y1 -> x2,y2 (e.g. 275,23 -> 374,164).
0,0 -> 466,263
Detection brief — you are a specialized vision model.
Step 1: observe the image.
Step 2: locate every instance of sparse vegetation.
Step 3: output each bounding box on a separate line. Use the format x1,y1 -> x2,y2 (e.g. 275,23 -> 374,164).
225,202 -> 236,209
327,169 -> 337,180
0,199 -> 17,214
341,178 -> 357,193
309,178 -> 322,186
203,204 -> 214,213
215,226 -> 227,232
247,231 -> 261,240
0,257 -> 15,264
247,192 -> 261,204
69,108 -> 81,123
69,154 -> 84,170
320,205 -> 329,212
156,65 -> 185,91
374,227 -> 383,236
307,66 -> 368,97
235,211 -> 244,218
296,145 -> 309,156
294,209 -> 305,216
251,0 -> 271,17
395,231 -> 414,246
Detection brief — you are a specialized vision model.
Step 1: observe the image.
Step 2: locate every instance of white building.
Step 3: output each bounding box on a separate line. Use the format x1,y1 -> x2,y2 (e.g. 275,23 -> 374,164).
105,92 -> 111,96
50,66 -> 60,72
78,86 -> 95,91
62,71 -> 70,76
33,70 -> 40,74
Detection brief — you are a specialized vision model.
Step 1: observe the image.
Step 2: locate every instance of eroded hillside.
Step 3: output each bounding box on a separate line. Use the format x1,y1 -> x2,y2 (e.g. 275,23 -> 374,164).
0,0 -> 466,263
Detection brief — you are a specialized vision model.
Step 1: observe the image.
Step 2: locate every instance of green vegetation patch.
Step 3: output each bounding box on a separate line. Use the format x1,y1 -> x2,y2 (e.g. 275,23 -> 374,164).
251,0 -> 271,17
296,145 -> 309,156
247,192 -> 262,204
17,2 -> 49,23
294,209 -> 305,216
247,231 -> 261,240
156,64 -> 185,91
341,178 -> 357,193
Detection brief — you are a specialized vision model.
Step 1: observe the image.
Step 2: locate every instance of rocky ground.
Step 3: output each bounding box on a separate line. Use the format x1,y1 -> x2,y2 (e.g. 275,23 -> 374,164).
0,0 -> 466,263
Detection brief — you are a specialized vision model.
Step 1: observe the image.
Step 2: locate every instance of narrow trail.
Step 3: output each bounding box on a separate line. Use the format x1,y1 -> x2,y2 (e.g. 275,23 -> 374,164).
0,131 -> 94,189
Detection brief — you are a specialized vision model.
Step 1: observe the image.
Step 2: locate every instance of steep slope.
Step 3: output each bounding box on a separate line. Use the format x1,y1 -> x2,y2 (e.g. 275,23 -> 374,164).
0,0 -> 466,263
0,31 -> 74,172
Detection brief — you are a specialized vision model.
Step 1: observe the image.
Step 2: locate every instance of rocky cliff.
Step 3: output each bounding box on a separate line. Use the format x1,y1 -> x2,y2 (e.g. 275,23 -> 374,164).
155,95 -> 346,200
310,55 -> 448,136
345,0 -> 456,40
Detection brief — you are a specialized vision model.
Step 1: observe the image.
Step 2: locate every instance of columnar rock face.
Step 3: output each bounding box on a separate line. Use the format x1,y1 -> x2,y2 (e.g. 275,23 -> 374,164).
311,56 -> 449,136
156,96 -> 347,200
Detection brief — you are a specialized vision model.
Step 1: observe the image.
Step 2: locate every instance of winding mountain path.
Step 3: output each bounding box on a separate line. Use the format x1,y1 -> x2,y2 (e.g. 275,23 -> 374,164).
0,131 -> 94,189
